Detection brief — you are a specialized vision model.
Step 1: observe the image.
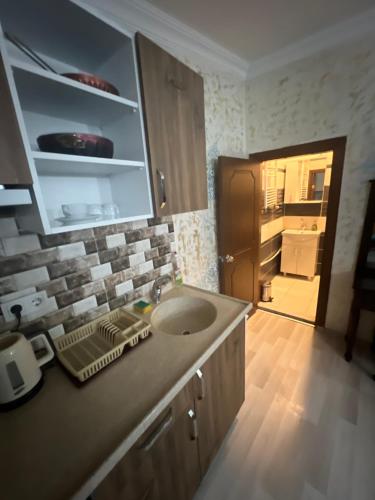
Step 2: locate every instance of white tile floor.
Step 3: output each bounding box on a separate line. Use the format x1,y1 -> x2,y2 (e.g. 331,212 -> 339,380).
259,274 -> 320,322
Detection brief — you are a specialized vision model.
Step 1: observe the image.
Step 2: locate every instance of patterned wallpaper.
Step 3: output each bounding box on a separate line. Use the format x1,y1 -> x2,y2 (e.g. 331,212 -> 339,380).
173,70 -> 247,292
246,32 -> 375,337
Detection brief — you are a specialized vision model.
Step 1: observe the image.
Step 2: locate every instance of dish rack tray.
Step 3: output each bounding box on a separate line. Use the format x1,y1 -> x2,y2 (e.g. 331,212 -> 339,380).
54,308 -> 151,382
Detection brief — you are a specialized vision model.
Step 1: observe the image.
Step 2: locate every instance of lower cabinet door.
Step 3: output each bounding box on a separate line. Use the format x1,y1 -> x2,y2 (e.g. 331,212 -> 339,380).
195,320 -> 246,475
296,245 -> 318,278
280,244 -> 297,275
94,381 -> 200,500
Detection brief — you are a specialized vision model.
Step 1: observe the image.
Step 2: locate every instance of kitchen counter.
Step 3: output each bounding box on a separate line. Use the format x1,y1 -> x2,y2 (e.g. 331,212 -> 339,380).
0,284 -> 251,500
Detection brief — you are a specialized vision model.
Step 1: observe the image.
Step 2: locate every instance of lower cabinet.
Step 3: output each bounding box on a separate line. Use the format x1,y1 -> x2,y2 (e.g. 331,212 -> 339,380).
94,319 -> 245,500
194,321 -> 245,475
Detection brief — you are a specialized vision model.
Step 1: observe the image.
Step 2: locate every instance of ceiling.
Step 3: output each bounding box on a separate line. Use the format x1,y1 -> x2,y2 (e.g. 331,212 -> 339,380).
145,0 -> 375,61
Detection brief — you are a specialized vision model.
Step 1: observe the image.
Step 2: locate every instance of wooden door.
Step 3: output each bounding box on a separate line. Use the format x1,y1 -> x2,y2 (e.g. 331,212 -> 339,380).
94,381 -> 200,500
217,156 -> 261,303
136,33 -> 207,216
194,320 -> 245,475
0,52 -> 31,185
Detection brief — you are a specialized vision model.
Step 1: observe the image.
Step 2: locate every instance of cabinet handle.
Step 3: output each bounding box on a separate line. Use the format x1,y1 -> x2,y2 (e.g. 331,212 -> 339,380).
140,408 -> 173,451
157,169 -> 166,209
167,76 -> 186,91
188,409 -> 198,440
195,369 -> 206,400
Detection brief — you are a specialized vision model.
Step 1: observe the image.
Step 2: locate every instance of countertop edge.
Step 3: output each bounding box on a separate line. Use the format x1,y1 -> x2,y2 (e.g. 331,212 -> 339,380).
72,301 -> 252,500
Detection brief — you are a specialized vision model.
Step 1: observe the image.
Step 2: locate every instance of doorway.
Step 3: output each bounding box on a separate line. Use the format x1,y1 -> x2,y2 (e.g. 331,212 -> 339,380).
217,137 -> 346,326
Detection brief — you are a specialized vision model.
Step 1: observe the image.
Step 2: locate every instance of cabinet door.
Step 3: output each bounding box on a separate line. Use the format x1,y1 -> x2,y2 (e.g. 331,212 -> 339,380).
296,245 -> 318,278
136,33 -> 207,216
0,53 -> 32,185
94,381 -> 200,500
195,320 -> 245,475
280,244 -> 297,275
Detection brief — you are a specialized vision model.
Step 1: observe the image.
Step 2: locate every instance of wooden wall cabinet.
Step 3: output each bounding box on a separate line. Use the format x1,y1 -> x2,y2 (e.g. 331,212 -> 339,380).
136,33 -> 208,217
0,55 -> 31,185
94,320 -> 245,500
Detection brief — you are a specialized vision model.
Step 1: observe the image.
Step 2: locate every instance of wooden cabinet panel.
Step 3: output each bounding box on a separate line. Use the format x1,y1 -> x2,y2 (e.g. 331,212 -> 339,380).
136,33 -> 207,216
0,53 -> 32,185
94,381 -> 200,500
195,320 -> 246,474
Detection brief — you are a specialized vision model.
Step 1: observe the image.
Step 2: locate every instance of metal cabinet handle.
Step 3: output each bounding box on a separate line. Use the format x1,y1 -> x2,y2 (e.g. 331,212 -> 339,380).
196,369 -> 206,400
188,409 -> 198,440
157,169 -> 166,209
140,408 -> 173,451
167,75 -> 186,91
219,254 -> 235,264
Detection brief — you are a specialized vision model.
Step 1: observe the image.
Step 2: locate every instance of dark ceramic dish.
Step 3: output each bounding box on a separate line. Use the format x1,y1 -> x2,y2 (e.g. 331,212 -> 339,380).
37,133 -> 114,158
62,73 -> 120,96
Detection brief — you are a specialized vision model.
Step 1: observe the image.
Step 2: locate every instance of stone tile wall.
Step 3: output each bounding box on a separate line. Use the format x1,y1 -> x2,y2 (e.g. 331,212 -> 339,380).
0,217 -> 176,338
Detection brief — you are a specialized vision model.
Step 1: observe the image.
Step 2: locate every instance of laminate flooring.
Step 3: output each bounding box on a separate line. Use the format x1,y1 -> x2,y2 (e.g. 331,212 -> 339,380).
194,310 -> 375,500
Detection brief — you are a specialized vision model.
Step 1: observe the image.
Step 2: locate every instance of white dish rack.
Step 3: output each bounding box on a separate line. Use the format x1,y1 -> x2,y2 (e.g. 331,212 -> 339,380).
54,308 -> 151,382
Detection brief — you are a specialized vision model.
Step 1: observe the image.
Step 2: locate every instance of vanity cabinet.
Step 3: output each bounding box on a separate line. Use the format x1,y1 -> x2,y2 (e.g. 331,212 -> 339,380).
281,231 -> 320,279
94,320 -> 245,500
136,33 -> 208,216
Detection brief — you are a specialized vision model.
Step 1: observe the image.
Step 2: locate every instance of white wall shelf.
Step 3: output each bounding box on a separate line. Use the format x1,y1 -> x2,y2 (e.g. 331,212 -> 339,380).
33,153 -> 145,177
0,189 -> 32,206
0,0 -> 153,234
11,60 -> 139,110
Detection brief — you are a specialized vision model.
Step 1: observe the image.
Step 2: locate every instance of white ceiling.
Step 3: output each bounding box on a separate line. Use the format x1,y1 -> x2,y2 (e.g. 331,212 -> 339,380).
145,0 -> 375,61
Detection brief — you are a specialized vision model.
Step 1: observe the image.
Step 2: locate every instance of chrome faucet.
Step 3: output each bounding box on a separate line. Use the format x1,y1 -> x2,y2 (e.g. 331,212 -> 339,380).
151,275 -> 173,304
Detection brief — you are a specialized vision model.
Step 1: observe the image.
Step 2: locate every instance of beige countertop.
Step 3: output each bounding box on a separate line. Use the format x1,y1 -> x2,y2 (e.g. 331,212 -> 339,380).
0,284 -> 251,500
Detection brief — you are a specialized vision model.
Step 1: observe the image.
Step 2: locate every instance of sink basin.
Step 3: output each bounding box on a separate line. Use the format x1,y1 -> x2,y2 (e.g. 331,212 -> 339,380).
151,297 -> 217,336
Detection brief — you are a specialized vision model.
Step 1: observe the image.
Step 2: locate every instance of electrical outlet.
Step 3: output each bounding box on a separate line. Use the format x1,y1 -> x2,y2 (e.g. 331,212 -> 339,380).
1,291 -> 48,322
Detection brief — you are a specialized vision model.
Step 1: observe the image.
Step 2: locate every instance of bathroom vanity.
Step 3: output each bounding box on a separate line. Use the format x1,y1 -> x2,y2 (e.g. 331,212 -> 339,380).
0,285 -> 251,500
280,229 -> 321,279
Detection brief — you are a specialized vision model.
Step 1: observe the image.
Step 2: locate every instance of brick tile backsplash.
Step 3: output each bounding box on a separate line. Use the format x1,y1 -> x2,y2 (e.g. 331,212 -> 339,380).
0,217 -> 176,337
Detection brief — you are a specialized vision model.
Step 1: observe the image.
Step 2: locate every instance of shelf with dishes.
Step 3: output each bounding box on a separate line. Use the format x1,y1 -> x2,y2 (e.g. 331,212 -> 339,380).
0,0 -> 153,234
10,60 -> 139,110
33,152 -> 145,177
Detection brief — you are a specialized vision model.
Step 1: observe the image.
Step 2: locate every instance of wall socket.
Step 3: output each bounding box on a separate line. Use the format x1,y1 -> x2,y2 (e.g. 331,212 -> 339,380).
1,291 -> 48,322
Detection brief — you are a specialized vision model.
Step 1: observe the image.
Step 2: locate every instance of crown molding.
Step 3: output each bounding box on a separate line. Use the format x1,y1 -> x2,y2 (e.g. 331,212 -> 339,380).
247,6 -> 375,79
84,0 -> 248,78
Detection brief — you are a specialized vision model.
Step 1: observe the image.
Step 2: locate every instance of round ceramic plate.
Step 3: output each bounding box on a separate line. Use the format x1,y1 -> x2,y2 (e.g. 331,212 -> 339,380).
55,215 -> 102,225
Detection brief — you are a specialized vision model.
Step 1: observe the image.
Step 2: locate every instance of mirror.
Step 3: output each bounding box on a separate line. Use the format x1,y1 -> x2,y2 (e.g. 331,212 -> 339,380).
307,169 -> 325,200
283,152 -> 332,203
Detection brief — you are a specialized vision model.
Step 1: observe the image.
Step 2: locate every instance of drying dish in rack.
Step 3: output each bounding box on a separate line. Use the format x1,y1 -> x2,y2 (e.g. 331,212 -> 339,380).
53,309 -> 151,382
62,73 -> 119,96
37,133 -> 114,158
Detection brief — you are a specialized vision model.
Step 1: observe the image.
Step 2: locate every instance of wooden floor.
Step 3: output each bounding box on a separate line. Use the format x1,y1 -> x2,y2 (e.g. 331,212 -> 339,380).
194,310 -> 375,500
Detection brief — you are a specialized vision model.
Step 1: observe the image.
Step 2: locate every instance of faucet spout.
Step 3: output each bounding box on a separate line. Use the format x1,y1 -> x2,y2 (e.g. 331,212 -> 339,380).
151,275 -> 173,304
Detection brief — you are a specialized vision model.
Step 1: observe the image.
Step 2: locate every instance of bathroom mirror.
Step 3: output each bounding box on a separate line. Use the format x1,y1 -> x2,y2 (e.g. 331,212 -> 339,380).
307,169 -> 325,200
283,152 -> 332,203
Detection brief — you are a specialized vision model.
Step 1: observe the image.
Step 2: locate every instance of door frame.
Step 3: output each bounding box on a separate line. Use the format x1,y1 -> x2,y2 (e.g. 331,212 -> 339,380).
249,136 -> 346,327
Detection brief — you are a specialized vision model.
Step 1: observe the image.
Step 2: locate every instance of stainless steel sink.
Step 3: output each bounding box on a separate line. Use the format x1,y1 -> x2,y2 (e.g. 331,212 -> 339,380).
151,296 -> 217,335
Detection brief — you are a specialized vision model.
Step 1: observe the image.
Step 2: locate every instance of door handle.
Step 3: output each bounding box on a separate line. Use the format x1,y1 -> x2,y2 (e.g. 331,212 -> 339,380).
188,409 -> 198,440
195,368 -> 206,400
219,254 -> 235,263
140,408 -> 173,451
157,169 -> 166,209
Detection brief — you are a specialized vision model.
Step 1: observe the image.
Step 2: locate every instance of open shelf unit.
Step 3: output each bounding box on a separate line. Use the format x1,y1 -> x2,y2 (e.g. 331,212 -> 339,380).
0,0 -> 153,234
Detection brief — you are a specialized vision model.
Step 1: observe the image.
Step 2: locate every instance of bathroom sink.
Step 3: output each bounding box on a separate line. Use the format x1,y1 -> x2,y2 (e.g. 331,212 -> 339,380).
151,296 -> 217,336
